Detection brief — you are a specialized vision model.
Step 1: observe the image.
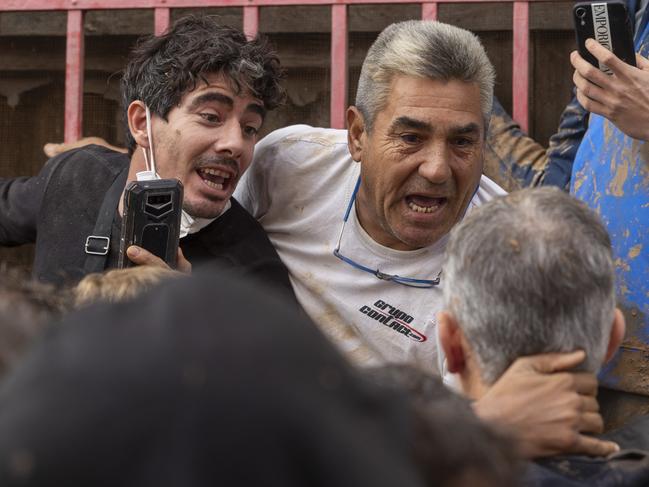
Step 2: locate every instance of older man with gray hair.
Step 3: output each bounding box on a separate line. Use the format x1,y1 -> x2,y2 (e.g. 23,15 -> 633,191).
438,187 -> 627,456
235,20 -> 616,457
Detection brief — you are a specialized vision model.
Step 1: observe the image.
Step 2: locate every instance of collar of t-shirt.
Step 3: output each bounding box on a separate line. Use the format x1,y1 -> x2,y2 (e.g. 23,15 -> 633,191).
340,199 -> 449,278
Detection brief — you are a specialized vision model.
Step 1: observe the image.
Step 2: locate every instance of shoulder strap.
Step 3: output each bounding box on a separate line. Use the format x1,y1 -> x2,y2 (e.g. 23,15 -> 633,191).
83,167 -> 129,274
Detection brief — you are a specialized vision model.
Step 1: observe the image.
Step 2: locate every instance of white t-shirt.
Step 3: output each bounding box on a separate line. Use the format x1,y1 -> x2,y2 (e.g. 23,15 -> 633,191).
236,125 -> 505,374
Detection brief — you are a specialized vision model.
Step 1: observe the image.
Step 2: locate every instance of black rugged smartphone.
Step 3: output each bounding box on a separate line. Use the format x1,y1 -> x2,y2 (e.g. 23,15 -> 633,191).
118,178 -> 183,269
574,1 -> 636,73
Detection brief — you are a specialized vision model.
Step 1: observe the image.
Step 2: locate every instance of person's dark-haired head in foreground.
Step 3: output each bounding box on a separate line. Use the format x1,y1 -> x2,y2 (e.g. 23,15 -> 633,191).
0,272 -> 426,487
0,267 -> 69,376
366,365 -> 521,487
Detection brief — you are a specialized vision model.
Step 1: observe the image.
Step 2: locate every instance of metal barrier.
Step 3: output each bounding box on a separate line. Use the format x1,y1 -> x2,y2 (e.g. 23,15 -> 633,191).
1,0 -> 561,142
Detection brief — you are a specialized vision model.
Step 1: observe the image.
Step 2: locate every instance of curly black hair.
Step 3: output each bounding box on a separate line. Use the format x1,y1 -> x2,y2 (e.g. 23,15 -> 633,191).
121,15 -> 286,153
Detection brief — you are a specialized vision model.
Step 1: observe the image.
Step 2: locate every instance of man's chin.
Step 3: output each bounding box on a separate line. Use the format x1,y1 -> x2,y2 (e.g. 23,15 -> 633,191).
183,198 -> 229,220
393,224 -> 450,250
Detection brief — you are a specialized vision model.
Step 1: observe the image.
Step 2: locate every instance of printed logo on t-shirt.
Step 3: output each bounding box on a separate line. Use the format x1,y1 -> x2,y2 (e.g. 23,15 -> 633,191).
358,299 -> 427,342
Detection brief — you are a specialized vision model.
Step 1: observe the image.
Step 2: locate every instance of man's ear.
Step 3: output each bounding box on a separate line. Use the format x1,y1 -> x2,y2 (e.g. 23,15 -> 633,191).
346,106 -> 366,162
604,308 -> 626,363
127,101 -> 150,149
437,311 -> 467,374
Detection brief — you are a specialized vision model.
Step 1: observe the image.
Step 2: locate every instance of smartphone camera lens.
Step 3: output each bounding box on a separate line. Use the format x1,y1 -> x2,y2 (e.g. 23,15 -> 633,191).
576,7 -> 587,19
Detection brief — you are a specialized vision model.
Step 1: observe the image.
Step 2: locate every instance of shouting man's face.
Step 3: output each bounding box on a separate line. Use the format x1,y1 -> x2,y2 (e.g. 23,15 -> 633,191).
351,75 -> 485,251
150,72 -> 265,219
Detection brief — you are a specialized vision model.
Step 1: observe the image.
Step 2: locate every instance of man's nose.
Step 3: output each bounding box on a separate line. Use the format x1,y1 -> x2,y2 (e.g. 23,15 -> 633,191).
213,119 -> 244,159
418,144 -> 452,183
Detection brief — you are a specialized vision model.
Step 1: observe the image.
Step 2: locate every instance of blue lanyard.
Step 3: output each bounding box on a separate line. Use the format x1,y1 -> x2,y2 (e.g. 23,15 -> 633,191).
333,176 -> 441,288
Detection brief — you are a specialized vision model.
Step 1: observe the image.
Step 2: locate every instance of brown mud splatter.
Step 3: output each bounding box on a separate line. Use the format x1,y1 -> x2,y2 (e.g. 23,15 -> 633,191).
614,257 -> 631,273
606,304 -> 649,396
484,110 -> 549,192
508,238 -> 521,253
629,244 -> 643,260
603,118 -> 614,145
640,142 -> 649,173
599,385 -> 649,432
573,171 -> 587,193
609,156 -> 629,197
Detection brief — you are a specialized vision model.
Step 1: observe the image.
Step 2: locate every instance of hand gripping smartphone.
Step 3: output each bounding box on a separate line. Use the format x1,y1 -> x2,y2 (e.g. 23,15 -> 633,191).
573,1 -> 636,74
118,178 -> 183,269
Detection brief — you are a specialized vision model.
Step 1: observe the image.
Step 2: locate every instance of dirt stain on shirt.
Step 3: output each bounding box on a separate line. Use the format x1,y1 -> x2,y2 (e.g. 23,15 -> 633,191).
609,157 -> 629,197
629,244 -> 643,260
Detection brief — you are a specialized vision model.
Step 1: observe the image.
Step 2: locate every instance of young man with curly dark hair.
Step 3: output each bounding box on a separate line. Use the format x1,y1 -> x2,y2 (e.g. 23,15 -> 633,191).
0,16 -> 293,296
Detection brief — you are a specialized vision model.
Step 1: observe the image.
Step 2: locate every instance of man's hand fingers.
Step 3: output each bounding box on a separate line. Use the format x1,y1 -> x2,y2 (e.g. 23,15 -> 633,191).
126,245 -> 169,269
43,143 -> 62,158
585,38 -> 628,78
576,88 -> 611,118
581,394 -> 600,413
569,435 -> 619,457
518,350 -> 586,374
573,70 -> 610,105
578,412 -> 604,435
636,53 -> 649,70
569,371 -> 599,396
176,247 -> 192,274
570,50 -> 610,88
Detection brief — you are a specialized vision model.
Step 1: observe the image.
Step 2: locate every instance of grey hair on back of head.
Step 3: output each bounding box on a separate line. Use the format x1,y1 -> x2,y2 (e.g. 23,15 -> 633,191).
443,187 -> 616,384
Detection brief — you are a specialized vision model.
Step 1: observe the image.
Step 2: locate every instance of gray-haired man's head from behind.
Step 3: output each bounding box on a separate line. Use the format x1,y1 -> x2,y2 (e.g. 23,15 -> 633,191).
443,187 -> 618,384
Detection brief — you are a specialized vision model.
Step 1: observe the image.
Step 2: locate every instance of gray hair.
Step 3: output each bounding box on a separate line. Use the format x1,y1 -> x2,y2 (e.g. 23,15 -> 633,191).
355,20 -> 496,131
443,187 -> 616,384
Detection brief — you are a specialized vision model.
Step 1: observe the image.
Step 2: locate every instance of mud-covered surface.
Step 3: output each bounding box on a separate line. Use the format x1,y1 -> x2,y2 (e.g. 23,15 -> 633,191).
484,96 -> 589,192
571,106 -> 649,398
484,99 -> 550,192
599,386 -> 649,432
598,306 -> 649,431
600,306 -> 649,397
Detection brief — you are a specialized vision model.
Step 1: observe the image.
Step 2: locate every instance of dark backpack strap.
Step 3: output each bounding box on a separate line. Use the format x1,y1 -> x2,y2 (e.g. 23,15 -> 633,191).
83,168 -> 129,274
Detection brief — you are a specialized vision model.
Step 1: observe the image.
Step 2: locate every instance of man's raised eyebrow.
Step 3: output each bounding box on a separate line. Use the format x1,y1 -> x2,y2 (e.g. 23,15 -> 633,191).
390,116 -> 432,132
188,92 -> 233,111
452,122 -> 481,135
188,92 -> 266,120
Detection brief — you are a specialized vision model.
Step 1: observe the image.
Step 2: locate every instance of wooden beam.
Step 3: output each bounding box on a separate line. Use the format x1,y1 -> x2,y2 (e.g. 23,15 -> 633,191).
154,7 -> 170,35
243,6 -> 259,39
512,1 -> 529,133
421,2 -> 438,20
64,9 -> 84,143
1,0 -> 566,12
330,4 -> 347,129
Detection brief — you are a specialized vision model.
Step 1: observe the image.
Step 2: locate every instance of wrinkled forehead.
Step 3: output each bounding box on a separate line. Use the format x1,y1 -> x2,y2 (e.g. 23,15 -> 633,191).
381,76 -> 485,132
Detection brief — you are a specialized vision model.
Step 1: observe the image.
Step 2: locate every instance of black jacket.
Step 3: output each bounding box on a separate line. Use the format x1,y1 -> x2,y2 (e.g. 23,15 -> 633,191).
0,145 -> 294,296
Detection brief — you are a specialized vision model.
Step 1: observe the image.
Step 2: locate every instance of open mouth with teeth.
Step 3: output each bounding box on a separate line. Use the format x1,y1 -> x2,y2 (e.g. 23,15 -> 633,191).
196,167 -> 233,192
405,195 -> 447,214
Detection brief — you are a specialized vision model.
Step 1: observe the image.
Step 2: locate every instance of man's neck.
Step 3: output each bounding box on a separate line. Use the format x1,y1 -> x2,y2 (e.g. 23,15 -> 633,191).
459,361 -> 490,401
